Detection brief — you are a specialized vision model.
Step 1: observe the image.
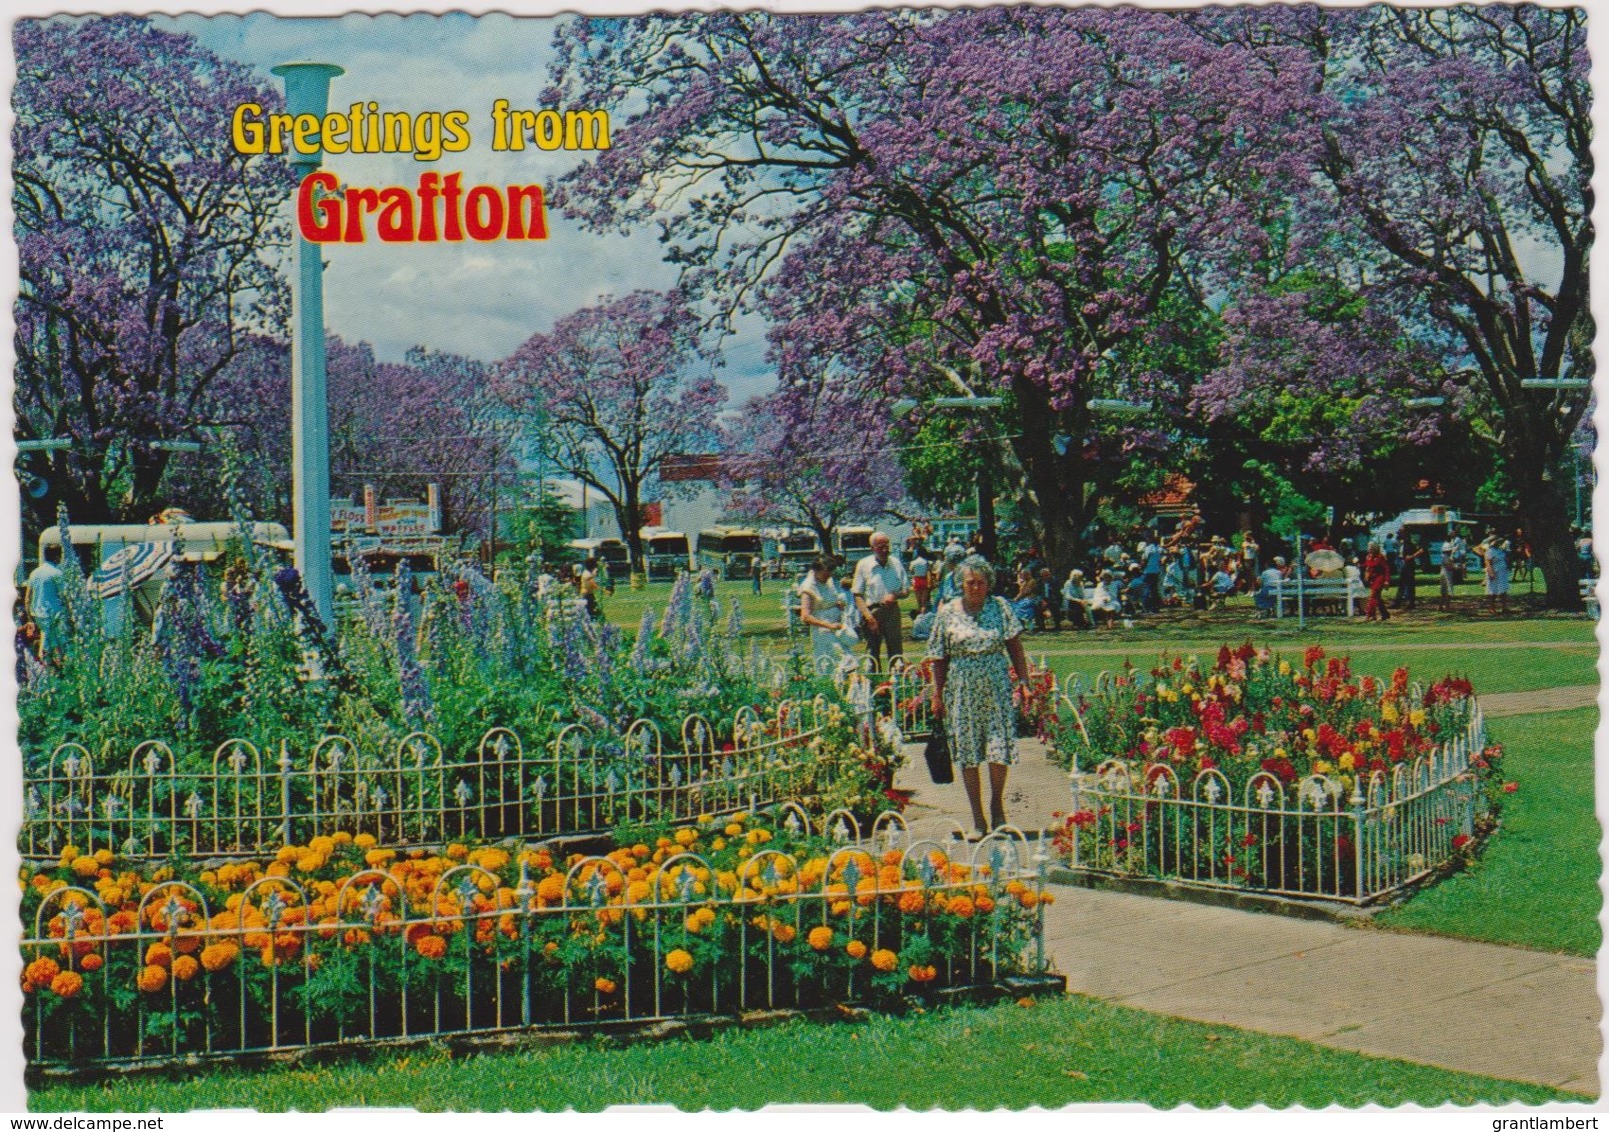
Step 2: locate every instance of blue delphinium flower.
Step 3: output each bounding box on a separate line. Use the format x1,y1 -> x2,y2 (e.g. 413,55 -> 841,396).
630,608 -> 654,673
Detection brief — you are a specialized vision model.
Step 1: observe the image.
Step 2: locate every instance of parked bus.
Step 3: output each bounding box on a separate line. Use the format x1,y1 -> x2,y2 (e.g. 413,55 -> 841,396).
834,525 -> 875,560
762,527 -> 821,578
641,527 -> 693,580
696,527 -> 763,579
566,537 -> 631,577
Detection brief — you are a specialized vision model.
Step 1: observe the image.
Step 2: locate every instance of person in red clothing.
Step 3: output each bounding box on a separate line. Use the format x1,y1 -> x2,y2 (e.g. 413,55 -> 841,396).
1363,542 -> 1392,621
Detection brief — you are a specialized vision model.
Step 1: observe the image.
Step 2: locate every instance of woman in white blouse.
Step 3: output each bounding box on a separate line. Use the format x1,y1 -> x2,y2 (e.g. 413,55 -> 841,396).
797,555 -> 856,674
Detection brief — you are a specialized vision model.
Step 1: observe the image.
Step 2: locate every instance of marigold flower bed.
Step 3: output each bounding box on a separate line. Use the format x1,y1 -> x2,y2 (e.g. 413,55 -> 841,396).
1045,644 -> 1502,903
21,809 -> 1051,1068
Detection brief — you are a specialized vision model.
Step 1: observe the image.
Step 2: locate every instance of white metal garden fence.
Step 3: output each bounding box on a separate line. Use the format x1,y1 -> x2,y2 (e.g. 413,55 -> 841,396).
22,807 -> 1052,1069
22,700 -> 825,862
1057,695 -> 1488,904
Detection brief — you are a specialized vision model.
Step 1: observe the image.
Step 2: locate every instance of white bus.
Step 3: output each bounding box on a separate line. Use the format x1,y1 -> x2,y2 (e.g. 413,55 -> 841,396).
834,525 -> 875,560
641,527 -> 694,579
696,527 -> 763,579
566,537 -> 631,574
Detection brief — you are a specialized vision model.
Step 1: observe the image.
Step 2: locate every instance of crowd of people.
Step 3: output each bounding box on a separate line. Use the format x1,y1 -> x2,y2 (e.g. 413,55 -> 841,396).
782,513 -> 1578,657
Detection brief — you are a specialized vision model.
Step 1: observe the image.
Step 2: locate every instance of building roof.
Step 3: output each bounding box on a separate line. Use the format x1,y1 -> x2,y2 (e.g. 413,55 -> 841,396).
660,454 -> 723,483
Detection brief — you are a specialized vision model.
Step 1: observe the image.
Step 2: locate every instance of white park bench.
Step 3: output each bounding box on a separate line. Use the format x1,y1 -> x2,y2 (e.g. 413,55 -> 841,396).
1272,576 -> 1365,618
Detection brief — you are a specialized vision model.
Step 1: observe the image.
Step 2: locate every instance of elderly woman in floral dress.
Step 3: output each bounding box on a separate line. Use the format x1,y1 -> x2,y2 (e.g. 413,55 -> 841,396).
926,556 -> 1031,837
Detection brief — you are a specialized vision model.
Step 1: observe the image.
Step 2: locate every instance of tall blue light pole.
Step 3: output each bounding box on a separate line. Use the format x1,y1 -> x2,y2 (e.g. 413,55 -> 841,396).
272,62 -> 343,624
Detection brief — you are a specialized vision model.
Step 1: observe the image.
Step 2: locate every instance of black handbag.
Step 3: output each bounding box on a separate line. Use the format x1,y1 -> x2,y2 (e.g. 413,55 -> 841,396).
924,722 -> 954,785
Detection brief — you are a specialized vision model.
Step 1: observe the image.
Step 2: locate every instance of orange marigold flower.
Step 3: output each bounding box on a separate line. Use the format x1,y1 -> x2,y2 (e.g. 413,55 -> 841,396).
49,971 -> 83,999
200,943 -> 239,973
948,896 -> 975,920
975,895 -> 995,915
144,942 -> 173,969
24,957 -> 59,987
1017,891 -> 1038,910
594,977 -> 616,995
414,934 -> 448,960
908,964 -> 938,983
665,948 -> 694,974
78,953 -> 103,973
537,875 -> 566,904
807,926 -> 834,951
846,940 -> 868,960
871,948 -> 899,972
772,923 -> 796,945
136,965 -> 168,993
172,956 -> 200,982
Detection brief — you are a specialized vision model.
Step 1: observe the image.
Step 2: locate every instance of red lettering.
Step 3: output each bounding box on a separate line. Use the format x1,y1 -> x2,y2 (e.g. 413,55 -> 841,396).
465,185 -> 503,241
417,172 -> 439,242
343,187 -> 380,243
296,172 -> 341,242
442,172 -> 463,241
376,187 -> 414,242
506,185 -> 548,240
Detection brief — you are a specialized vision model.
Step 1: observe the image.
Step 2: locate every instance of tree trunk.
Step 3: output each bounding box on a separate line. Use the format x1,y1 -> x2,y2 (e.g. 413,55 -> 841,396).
1515,468 -> 1583,612
1007,376 -> 1093,576
620,480 -> 645,573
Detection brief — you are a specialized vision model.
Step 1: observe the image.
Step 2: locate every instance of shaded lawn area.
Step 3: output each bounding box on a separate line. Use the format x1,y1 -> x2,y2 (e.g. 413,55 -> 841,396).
1374,706 -> 1601,956
32,993 -> 1576,1112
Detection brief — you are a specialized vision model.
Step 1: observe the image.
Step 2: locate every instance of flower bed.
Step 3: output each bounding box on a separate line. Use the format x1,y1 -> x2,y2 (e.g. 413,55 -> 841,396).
22,543 -> 904,854
1044,645 -> 1502,903
21,807 -> 1052,1068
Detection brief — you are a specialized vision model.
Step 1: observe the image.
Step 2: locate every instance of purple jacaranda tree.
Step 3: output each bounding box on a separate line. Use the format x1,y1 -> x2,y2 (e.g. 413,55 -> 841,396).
1193,6 -> 1591,608
493,290 -> 724,572
544,10 -> 1308,570
721,382 -> 905,553
327,338 -> 516,546
14,16 -> 295,534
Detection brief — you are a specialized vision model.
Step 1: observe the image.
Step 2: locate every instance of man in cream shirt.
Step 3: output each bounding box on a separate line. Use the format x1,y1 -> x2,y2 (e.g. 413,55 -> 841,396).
851,531 -> 910,667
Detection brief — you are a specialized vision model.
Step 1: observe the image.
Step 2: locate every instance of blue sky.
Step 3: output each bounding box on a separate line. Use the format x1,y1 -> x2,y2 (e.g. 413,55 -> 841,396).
159,12 -> 777,407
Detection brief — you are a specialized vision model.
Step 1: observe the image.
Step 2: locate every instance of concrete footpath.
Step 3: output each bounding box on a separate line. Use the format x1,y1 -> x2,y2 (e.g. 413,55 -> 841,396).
894,721 -> 1602,1095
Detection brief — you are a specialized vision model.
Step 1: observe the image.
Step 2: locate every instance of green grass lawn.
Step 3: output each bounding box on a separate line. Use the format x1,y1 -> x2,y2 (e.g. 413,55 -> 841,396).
1374,706 -> 1602,956
31,993 -> 1577,1111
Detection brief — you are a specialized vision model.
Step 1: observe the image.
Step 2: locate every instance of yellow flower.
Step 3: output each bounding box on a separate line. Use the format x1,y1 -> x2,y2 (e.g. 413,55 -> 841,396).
807,926 -> 834,951
354,833 -> 377,850
364,849 -> 396,868
665,948 -> 694,974
1338,753 -> 1356,772
1381,702 -> 1400,725
673,828 -> 698,847
1409,709 -> 1427,728
296,851 -> 326,874
71,856 -> 100,878
93,849 -> 114,866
